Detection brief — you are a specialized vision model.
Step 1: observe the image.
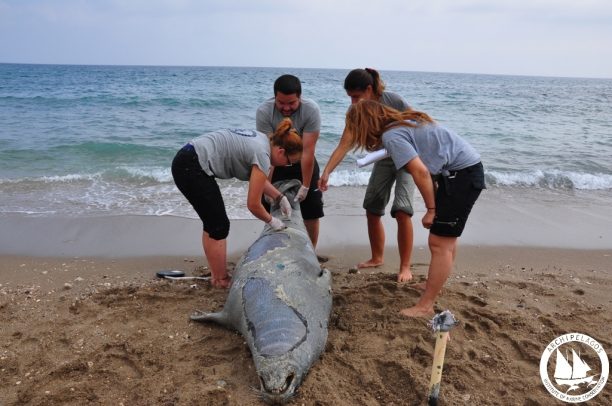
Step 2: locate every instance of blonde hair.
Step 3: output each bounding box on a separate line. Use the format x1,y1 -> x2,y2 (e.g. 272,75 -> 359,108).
269,118 -> 303,155
345,100 -> 435,152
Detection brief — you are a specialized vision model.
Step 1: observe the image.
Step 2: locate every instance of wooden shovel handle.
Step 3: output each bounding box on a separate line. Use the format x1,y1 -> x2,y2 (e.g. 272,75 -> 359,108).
427,331 -> 450,405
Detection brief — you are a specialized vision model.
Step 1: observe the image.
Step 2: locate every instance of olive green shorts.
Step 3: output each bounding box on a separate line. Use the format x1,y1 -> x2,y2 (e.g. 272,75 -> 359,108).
363,157 -> 415,217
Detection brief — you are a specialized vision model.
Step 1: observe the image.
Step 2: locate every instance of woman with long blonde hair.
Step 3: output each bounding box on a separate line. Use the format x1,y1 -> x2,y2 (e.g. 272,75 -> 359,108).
345,100 -> 486,317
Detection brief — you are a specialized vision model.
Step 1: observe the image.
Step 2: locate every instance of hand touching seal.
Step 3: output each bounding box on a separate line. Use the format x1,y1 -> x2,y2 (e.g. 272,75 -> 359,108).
294,185 -> 309,202
279,195 -> 292,217
267,216 -> 286,231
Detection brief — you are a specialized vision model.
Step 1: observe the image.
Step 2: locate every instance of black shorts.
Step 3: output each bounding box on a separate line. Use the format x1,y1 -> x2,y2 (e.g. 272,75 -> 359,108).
430,162 -> 485,238
171,144 -> 230,240
264,158 -> 324,220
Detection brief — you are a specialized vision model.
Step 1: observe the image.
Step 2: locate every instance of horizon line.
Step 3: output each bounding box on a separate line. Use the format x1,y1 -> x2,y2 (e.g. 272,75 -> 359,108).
1,61 -> 610,81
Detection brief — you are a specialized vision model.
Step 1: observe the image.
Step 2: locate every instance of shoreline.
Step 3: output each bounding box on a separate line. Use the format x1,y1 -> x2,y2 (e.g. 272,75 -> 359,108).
1,245 -> 610,291
1,186 -> 611,259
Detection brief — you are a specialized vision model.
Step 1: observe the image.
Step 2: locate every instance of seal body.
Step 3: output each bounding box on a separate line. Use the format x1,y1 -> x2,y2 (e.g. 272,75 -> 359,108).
192,180 -> 332,405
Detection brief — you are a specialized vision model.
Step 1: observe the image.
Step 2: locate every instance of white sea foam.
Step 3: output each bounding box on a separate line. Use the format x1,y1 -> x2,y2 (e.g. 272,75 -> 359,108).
327,169 -> 371,187
0,166 -> 174,185
39,174 -> 93,182
0,173 -> 96,184
1,166 -> 610,220
6,168 -> 610,191
328,168 -> 612,190
488,170 -> 612,190
119,166 -> 173,183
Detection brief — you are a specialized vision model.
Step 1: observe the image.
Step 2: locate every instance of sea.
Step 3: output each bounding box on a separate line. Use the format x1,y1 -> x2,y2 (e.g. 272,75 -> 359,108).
1,63 -> 611,220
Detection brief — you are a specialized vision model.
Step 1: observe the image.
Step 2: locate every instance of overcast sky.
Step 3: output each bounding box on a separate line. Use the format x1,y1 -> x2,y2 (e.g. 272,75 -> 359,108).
1,0 -> 611,78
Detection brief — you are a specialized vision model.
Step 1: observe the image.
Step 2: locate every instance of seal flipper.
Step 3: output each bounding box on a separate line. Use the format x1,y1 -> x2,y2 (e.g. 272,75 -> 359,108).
191,310 -> 232,329
273,179 -> 302,203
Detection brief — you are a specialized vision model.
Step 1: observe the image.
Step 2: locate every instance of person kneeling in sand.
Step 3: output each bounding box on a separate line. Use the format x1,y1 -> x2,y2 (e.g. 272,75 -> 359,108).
171,119 -> 302,288
343,100 -> 486,317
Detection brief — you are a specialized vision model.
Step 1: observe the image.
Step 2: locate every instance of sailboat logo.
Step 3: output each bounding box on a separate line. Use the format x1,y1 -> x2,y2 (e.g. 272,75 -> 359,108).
553,348 -> 597,393
540,333 -> 609,403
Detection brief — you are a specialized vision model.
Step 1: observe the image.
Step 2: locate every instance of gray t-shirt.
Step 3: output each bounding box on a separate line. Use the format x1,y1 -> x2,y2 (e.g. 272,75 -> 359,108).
380,91 -> 410,111
190,129 -> 271,181
256,97 -> 321,136
382,123 -> 480,175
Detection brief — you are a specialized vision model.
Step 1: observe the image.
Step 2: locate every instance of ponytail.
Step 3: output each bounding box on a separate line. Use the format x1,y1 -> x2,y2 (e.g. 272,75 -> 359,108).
364,68 -> 385,98
344,68 -> 386,99
269,118 -> 303,155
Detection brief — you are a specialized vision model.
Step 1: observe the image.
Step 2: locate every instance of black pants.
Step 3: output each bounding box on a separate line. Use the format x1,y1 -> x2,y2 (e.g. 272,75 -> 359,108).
171,144 -> 230,240
262,158 -> 324,220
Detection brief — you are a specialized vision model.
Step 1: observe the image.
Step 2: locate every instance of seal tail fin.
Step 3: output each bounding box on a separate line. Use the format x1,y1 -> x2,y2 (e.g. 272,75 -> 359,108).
190,310 -> 231,327
273,179 -> 302,203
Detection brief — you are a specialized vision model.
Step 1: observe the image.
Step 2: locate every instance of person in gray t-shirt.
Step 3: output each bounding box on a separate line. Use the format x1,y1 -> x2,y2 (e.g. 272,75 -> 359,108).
319,68 -> 416,283
344,100 -> 486,318
256,74 -> 324,251
171,120 -> 302,288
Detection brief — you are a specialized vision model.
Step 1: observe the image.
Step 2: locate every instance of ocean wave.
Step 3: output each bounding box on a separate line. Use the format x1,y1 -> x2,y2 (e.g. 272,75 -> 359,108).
487,170 -> 612,190
0,173 -> 94,184
118,167 -> 174,183
119,97 -> 231,108
56,141 -> 172,156
0,94 -> 230,109
3,167 -> 610,192
0,166 -> 612,196
327,168 -> 612,191
327,170 -> 372,187
1,170 -> 610,220
0,166 -> 174,185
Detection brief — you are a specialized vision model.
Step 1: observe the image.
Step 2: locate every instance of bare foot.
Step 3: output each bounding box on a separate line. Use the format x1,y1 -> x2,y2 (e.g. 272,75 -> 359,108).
397,268 -> 413,283
357,259 -> 384,269
399,305 -> 435,318
211,275 -> 232,289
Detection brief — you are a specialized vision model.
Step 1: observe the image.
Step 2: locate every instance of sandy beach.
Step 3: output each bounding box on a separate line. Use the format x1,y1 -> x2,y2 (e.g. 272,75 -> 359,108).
1,190 -> 611,405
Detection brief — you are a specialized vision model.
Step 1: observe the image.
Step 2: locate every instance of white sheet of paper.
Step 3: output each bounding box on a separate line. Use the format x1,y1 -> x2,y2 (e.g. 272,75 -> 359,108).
356,149 -> 390,168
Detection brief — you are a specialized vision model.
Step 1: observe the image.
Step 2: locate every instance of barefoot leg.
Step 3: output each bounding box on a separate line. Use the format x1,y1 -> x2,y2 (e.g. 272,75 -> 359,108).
203,232 -> 230,289
401,234 -> 457,317
304,218 -> 319,249
359,211 -> 385,268
396,211 -> 414,282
